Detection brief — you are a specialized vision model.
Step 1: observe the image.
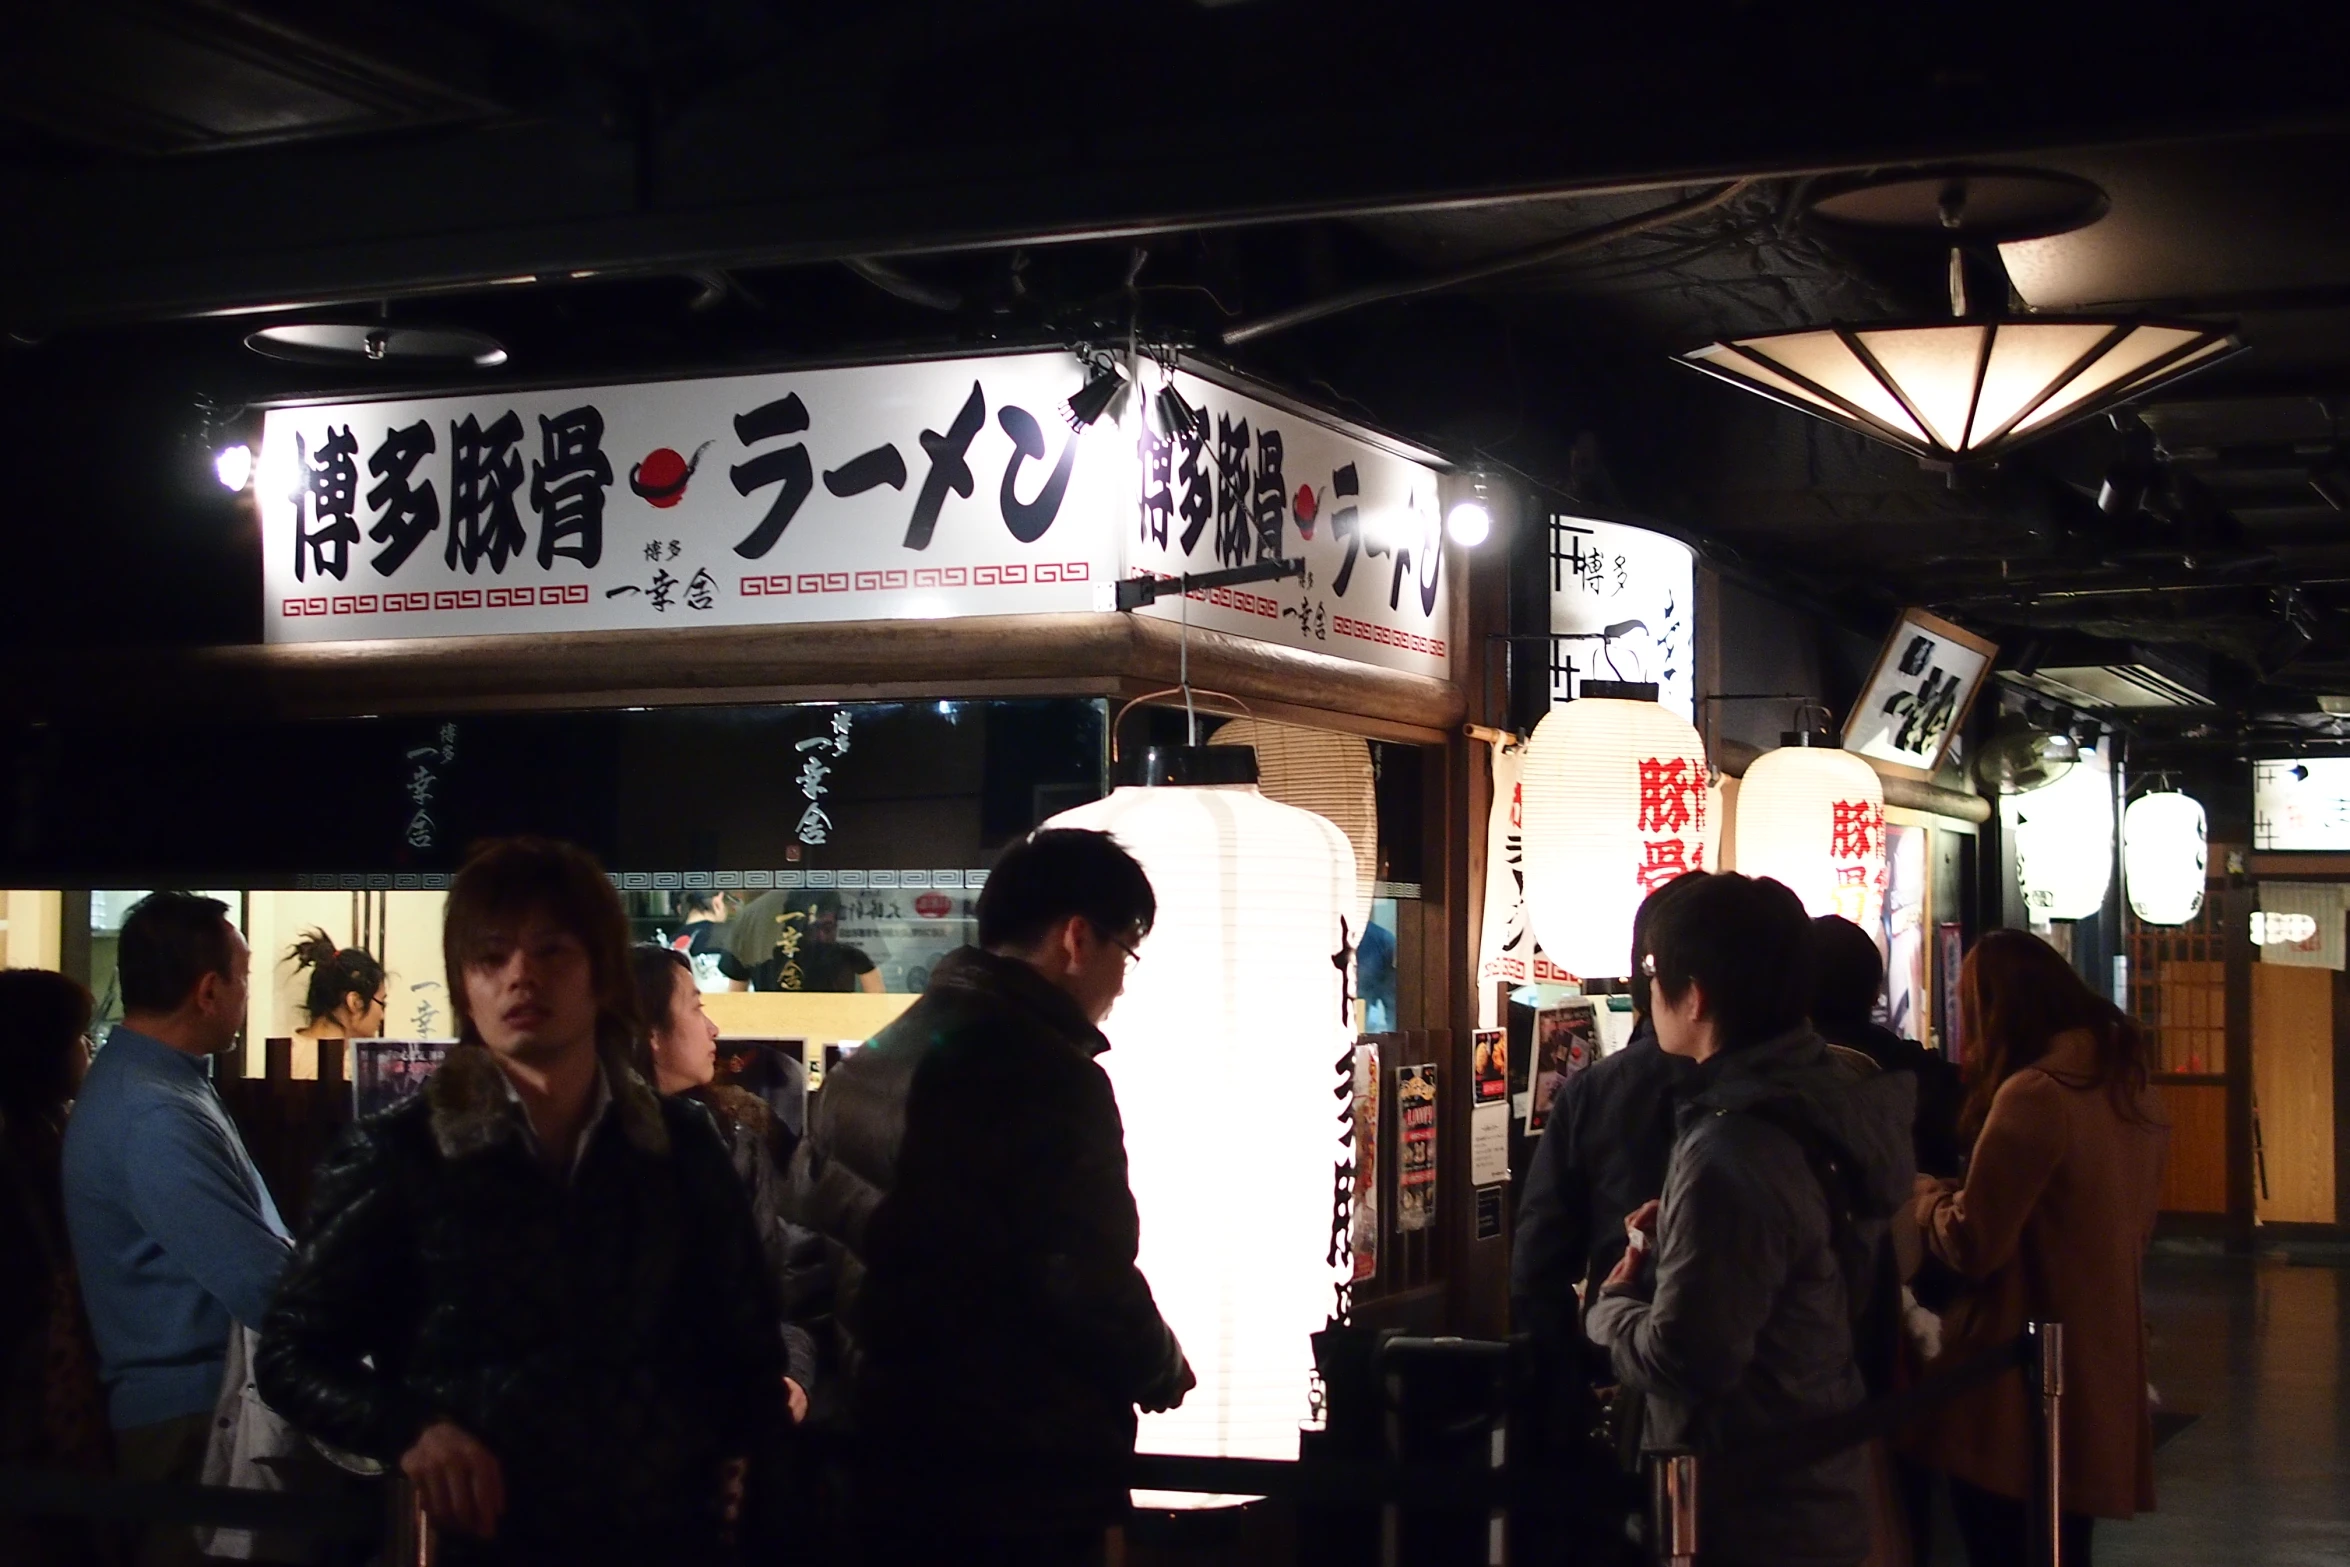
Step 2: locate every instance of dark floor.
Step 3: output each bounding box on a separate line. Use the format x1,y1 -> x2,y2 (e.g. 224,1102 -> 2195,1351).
2095,1243 -> 2350,1566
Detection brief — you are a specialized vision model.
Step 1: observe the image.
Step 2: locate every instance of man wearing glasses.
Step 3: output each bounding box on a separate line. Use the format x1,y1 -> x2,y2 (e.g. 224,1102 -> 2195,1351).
789,828 -> 1193,1567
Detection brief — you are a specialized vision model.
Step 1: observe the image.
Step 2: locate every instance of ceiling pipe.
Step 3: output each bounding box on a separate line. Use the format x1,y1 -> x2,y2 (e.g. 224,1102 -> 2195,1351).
843,256 -> 964,312
1220,179 -> 1754,345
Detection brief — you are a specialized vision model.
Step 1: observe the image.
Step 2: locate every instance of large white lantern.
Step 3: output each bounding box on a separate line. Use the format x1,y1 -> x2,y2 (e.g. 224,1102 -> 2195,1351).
1735,743 -> 1889,927
1521,697 -> 1712,979
2124,791 -> 2208,925
2012,758 -> 2115,921
1044,751 -> 1353,1499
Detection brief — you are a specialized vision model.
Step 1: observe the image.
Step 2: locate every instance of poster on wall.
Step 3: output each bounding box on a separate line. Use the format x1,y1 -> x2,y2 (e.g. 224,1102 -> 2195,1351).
258,353 -> 1451,677
1349,1042 -> 1381,1282
1883,822 -> 1929,1042
1397,1063 -> 1438,1233
1470,1102 -> 1510,1188
1937,922 -> 1964,1058
1528,1000 -> 1599,1132
1546,515 -> 1696,720
351,1039 -> 452,1117
1843,608 -> 1997,780
1472,1027 -> 1508,1104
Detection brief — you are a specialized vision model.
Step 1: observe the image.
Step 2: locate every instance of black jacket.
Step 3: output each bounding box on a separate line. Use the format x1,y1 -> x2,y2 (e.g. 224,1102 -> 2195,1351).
255,1045 -> 785,1567
1510,1021 -> 1693,1358
1812,1014 -> 1966,1179
787,947 -> 1188,1532
1587,1029 -> 1915,1567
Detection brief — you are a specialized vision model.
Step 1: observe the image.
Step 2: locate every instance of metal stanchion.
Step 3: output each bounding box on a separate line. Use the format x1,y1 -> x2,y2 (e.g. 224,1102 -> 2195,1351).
2029,1321 -> 2065,1567
1648,1449 -> 1697,1567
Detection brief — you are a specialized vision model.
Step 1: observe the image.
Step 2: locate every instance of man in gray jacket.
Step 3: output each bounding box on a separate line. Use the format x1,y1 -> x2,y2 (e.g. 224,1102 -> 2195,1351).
1586,873 -> 1914,1567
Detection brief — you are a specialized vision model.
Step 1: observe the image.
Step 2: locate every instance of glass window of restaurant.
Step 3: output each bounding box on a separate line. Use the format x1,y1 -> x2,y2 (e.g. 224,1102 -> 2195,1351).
2,697 -> 1431,1075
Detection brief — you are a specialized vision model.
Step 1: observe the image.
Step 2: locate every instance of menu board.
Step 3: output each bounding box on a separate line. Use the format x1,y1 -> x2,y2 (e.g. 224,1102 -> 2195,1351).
1396,1063 -> 1438,1233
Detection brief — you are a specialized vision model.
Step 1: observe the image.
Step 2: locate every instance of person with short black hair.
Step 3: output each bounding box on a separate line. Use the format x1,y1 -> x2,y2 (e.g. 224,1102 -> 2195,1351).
60,893 -> 288,1567
1808,915 -> 1964,1179
727,888 -> 882,993
255,839 -> 785,1566
1585,873 -> 1916,1567
789,827 -> 1189,1567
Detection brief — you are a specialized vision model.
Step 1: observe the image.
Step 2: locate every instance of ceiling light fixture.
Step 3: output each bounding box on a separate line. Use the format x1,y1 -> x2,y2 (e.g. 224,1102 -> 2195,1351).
1060,360 -> 1130,431
213,443 -> 253,492
1677,171 -> 2242,465
1445,471 -> 1493,547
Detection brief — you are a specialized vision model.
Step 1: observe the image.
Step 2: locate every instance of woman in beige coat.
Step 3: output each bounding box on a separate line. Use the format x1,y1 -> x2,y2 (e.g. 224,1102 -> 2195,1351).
1904,929 -> 2165,1566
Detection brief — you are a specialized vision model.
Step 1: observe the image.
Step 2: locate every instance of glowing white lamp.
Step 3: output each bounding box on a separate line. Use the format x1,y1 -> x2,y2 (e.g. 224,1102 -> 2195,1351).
2013,759 -> 2115,921
1521,697 -> 1712,979
1735,743 -> 1888,927
1445,498 -> 1492,546
1045,751 -> 1353,1503
2123,791 -> 2208,926
214,443 -> 254,491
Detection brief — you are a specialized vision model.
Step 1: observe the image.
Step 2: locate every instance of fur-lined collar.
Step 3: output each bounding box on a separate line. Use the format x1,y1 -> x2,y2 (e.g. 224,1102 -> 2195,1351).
426,1042 -> 670,1162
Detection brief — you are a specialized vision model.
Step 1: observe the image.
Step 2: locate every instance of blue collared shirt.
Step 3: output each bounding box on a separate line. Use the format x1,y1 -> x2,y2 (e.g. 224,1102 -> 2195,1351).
61,1026 -> 292,1429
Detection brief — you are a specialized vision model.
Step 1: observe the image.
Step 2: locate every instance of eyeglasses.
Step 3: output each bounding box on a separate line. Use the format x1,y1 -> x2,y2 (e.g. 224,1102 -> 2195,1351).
1111,931 -> 1146,965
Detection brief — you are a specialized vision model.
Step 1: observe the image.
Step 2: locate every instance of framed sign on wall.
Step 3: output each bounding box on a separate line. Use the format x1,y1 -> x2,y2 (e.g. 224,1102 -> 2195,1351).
1842,608 -> 1998,781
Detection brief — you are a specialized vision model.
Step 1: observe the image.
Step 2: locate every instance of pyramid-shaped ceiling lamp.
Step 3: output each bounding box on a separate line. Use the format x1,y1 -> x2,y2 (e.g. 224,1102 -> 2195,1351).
1678,171 -> 2242,463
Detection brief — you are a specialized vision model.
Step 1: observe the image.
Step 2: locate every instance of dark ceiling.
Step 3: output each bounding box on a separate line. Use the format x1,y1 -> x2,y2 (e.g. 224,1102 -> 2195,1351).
10,1 -> 2350,764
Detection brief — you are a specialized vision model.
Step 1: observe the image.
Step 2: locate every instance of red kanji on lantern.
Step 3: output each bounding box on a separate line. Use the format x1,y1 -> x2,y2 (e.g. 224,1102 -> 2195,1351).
1637,838 -> 1695,892
1637,758 -> 1699,834
1830,799 -> 1883,861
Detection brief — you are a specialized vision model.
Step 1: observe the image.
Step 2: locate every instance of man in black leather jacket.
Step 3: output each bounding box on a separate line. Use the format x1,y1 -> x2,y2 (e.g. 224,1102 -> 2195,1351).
256,839 -> 784,1566
789,828 -> 1192,1567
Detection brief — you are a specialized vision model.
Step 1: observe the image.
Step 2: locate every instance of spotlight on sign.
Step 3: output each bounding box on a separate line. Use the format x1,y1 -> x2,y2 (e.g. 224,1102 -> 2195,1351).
1152,383 -> 1200,441
1445,473 -> 1493,547
1061,363 -> 1131,431
213,443 -> 254,492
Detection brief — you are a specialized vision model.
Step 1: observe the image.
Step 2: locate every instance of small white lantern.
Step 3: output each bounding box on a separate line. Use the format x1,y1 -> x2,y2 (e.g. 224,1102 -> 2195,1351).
1735,743 -> 1888,927
1045,752 -> 1353,1500
2013,758 -> 2115,921
2123,791 -> 2208,925
1521,697 -> 1712,979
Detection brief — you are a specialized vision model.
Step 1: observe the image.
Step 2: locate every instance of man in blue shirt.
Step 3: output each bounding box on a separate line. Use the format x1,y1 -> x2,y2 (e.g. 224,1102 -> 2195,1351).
62,891 -> 289,1567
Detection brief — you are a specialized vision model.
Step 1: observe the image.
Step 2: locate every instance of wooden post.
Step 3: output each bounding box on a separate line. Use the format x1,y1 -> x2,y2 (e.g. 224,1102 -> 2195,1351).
2223,886 -> 2257,1253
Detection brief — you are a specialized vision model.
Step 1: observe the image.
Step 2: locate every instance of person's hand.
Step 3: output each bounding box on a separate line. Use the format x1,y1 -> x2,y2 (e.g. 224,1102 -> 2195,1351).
1624,1198 -> 1661,1247
1141,1354 -> 1196,1414
720,1456 -> 747,1531
1601,1200 -> 1662,1295
1914,1173 -> 1954,1199
783,1377 -> 809,1425
400,1421 -> 504,1541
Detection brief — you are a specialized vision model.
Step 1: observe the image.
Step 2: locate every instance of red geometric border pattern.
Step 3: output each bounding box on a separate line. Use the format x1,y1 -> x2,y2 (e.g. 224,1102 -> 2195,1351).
280,582 -> 591,617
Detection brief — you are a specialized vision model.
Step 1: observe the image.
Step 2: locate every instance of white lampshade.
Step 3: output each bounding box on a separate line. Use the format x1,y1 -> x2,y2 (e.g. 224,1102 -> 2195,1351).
1682,318 -> 2239,464
2013,759 -> 2115,921
1210,717 -> 1378,926
2124,791 -> 2208,925
1521,698 -> 1712,979
1734,744 -> 1888,927
1044,778 -> 1353,1503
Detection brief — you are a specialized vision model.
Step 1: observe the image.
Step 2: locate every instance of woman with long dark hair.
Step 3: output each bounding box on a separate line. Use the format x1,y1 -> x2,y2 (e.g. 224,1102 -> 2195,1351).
1903,929 -> 2166,1566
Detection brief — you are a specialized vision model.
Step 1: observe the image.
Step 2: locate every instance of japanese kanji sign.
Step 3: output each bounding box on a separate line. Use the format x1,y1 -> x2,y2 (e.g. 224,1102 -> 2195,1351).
1548,515 -> 1695,720
258,354 -> 1451,676
1842,608 -> 1998,780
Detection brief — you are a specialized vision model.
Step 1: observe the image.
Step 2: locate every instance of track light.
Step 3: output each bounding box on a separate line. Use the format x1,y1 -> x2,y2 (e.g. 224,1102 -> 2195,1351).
213,444 -> 253,492
1061,364 -> 1130,431
1151,383 -> 1200,440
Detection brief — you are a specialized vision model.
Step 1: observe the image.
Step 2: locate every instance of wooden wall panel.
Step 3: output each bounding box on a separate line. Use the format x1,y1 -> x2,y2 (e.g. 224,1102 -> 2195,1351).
2252,964 -> 2338,1226
2154,1081 -> 2228,1214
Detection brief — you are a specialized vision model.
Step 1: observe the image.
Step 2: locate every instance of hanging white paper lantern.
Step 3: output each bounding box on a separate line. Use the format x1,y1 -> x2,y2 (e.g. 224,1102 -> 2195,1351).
1735,744 -> 1888,927
1521,698 -> 1712,979
1210,717 -> 1378,927
2013,758 -> 2115,921
2123,791 -> 2208,925
1045,766 -> 1352,1502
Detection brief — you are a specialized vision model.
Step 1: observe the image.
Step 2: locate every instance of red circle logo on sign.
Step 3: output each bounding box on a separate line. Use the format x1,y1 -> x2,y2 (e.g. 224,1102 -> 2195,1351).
914,892 -> 951,919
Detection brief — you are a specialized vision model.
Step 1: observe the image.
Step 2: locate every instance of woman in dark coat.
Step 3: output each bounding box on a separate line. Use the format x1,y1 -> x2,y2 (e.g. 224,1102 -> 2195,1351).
0,969 -> 108,1567
629,945 -> 817,1415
